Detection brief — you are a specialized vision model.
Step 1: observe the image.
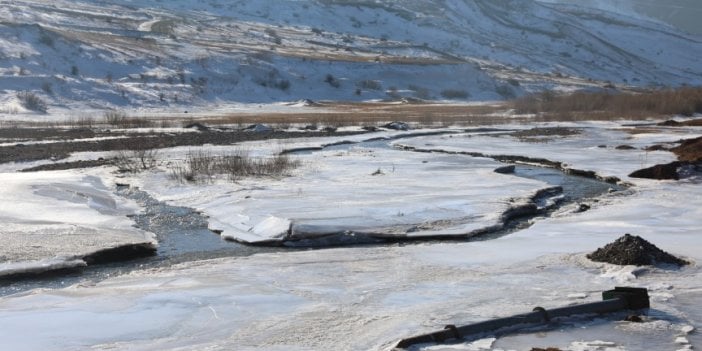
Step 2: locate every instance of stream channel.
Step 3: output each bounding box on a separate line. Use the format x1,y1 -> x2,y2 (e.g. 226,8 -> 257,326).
0,133 -> 621,296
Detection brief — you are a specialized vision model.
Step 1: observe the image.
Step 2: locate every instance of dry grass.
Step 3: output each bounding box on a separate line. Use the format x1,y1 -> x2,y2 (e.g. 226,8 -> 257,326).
515,87 -> 702,119
170,149 -> 300,183
194,102 -> 507,128
104,111 -> 155,128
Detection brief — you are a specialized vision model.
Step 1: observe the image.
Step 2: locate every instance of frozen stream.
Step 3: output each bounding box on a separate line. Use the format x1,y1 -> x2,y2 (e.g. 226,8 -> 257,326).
1,135 -> 619,296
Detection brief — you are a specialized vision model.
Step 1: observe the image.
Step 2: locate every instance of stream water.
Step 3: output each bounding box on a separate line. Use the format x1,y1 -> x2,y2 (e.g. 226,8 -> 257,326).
0,133 -> 621,296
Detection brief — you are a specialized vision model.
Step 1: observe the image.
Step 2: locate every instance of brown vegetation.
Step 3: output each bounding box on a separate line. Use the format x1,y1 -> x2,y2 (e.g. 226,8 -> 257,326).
671,136 -> 702,162
170,149 -> 300,183
515,87 -> 702,119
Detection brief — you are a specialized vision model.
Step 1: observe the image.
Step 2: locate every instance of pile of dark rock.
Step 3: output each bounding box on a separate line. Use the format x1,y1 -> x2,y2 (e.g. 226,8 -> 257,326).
587,234 -> 688,266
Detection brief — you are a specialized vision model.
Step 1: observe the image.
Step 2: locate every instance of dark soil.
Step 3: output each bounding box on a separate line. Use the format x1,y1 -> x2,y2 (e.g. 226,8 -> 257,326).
20,158 -> 115,172
0,127 -> 101,141
587,234 -> 689,266
629,136 -> 702,180
510,127 -> 581,143
645,144 -> 669,151
671,136 -> 702,162
629,161 -> 682,180
0,129 -> 365,165
615,144 -> 637,150
658,118 -> 702,127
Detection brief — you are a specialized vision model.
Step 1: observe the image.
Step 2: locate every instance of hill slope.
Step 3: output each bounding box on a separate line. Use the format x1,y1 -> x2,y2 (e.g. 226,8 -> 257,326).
1,0 -> 701,113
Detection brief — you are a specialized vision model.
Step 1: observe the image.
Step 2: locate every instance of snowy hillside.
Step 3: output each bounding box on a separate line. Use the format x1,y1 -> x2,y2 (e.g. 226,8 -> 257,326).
1,0 -> 701,112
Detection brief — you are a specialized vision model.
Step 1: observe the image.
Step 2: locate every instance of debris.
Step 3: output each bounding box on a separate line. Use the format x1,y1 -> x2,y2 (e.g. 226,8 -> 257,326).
394,287 -> 649,349
587,234 -> 689,266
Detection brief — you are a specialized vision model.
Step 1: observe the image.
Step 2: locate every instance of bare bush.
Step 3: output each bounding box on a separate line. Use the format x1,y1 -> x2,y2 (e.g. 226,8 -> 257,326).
104,110 -> 127,125
17,91 -> 48,113
104,111 -> 155,128
170,149 -> 300,183
113,146 -> 159,173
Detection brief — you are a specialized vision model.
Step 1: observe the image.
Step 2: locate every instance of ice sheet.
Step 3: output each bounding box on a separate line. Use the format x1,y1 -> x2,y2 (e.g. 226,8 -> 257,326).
0,171 -> 155,276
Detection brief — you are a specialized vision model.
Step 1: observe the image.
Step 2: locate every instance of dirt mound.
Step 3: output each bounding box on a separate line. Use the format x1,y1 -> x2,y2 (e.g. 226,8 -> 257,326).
671,136 -> 702,162
587,234 -> 688,266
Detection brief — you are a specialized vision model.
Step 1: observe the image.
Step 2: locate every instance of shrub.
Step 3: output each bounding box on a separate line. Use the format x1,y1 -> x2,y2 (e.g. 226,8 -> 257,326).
113,145 -> 159,173
17,91 -> 48,113
104,111 -> 154,128
104,110 -> 128,125
38,31 -> 54,47
41,82 -> 53,95
170,149 -> 300,183
324,74 -> 340,88
440,89 -> 469,100
495,84 -> 516,99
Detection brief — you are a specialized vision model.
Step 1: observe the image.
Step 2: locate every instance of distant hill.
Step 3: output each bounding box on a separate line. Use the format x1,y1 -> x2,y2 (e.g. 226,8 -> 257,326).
1,0 -> 701,113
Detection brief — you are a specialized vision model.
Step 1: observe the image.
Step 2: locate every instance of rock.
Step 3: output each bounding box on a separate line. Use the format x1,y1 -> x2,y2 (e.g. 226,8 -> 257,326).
494,165 -> 516,174
575,203 -> 591,213
321,126 -> 337,133
645,144 -> 668,151
300,99 -> 316,106
587,234 -> 689,266
625,315 -> 644,322
616,144 -> 637,150
658,119 -> 682,126
382,121 -> 411,131
362,126 -> 379,132
301,124 -> 318,131
629,161 -> 682,180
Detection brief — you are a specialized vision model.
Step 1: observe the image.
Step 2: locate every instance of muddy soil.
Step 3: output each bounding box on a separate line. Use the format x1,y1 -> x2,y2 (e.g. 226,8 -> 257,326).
0,129 -> 365,165
510,127 -> 581,143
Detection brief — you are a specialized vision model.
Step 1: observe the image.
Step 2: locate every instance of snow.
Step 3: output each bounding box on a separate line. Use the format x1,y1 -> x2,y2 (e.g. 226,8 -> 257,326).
0,171 -> 155,277
132,138 -> 549,244
1,117 -> 702,349
1,0 -> 701,116
393,122 -> 702,181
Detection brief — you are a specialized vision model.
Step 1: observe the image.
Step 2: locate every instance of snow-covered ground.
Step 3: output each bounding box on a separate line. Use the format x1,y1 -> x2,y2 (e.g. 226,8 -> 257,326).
0,119 -> 700,350
0,171 -> 155,277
